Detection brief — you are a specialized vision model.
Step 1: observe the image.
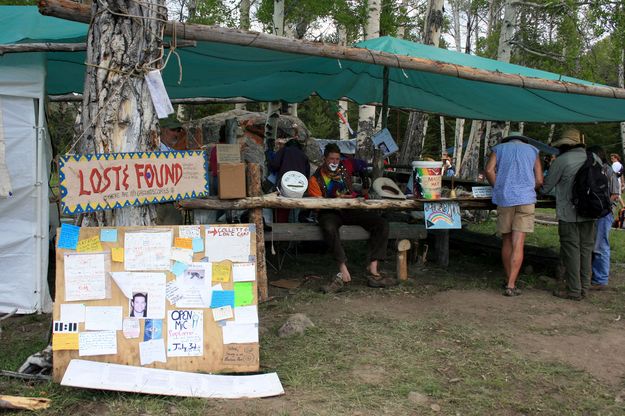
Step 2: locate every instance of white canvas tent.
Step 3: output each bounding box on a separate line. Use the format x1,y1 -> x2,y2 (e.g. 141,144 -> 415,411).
0,52 -> 53,313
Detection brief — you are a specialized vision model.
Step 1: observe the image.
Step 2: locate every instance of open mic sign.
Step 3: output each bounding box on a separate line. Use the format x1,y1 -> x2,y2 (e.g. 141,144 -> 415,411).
53,321 -> 79,333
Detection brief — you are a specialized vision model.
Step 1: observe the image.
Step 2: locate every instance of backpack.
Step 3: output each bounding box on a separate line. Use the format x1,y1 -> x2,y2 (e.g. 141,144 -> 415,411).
571,151 -> 611,219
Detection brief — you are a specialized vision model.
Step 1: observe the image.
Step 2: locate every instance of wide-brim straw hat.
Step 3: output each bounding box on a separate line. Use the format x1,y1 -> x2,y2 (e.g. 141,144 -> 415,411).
551,128 -> 584,147
372,177 -> 406,200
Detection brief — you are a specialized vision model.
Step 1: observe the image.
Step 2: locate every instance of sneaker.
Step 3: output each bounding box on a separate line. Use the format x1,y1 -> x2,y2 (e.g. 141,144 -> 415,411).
503,287 -> 521,297
552,290 -> 582,301
367,275 -> 399,288
321,273 -> 345,294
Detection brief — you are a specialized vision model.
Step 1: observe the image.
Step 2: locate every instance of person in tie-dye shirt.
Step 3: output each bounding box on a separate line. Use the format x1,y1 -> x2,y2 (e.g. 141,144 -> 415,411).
308,144 -> 397,293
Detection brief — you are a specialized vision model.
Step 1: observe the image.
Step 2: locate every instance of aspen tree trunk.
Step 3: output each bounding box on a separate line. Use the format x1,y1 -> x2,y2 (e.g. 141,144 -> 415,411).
396,0 -> 410,39
356,0 -> 380,159
398,0 -> 444,164
453,118 -> 465,172
619,49 -> 625,156
78,0 -> 165,227
460,121 -> 483,180
451,0 -> 462,52
547,124 -> 556,144
497,0 -> 517,64
235,0 -> 251,111
337,24 -> 350,140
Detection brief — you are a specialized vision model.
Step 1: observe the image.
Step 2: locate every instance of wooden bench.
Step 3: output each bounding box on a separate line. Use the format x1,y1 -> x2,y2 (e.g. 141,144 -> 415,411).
264,222 -> 438,277
264,222 -> 427,242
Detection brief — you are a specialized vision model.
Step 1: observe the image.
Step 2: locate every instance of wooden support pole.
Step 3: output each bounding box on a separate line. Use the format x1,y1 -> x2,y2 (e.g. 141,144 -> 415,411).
246,163 -> 268,302
38,0 -> 625,100
0,40 -> 195,55
396,239 -> 411,280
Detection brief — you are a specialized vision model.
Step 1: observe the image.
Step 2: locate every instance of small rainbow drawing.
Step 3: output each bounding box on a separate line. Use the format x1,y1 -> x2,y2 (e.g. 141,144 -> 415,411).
428,213 -> 454,224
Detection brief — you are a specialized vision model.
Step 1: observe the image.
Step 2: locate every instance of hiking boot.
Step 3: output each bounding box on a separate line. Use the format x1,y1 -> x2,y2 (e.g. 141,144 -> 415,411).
503,287 -> 521,297
590,284 -> 607,291
552,290 -> 582,301
321,273 -> 345,294
367,275 -> 398,288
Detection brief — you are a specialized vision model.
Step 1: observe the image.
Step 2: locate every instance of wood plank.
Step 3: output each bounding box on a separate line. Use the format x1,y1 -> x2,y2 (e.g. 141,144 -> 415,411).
264,222 -> 427,242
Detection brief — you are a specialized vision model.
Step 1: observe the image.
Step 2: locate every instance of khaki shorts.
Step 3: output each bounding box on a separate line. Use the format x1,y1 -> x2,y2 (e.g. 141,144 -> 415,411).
497,204 -> 535,234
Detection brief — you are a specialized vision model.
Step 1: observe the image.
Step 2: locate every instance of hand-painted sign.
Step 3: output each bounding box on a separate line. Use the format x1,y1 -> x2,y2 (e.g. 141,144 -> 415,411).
59,151 -> 208,215
424,202 -> 462,229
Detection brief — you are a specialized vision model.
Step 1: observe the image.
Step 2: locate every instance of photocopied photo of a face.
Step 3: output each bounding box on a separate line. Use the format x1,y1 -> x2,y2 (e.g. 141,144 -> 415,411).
129,292 -> 148,318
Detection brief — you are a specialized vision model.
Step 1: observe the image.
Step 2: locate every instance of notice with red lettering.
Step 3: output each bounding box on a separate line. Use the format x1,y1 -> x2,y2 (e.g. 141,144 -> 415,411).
64,252 -> 108,301
167,309 -> 203,357
59,151 -> 208,215
204,225 -> 252,262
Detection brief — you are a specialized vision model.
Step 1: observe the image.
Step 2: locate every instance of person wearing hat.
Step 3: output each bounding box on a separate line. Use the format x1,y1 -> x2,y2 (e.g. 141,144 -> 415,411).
485,132 -> 543,297
542,128 -> 599,300
308,143 -> 397,293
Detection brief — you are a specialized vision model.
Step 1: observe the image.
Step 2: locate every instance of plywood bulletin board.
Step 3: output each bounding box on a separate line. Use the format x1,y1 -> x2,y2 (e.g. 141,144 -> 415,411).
53,224 -> 259,383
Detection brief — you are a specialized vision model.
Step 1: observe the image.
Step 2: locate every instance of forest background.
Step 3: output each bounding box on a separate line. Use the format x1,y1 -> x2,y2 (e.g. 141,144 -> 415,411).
5,0 -> 625,176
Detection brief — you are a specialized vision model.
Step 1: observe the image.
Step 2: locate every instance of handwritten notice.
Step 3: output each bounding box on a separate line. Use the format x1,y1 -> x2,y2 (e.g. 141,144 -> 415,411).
212,262 -> 231,283
145,69 -> 174,118
210,290 -> 235,308
85,306 -> 123,331
140,339 -> 167,365
100,228 -> 118,242
179,225 -> 201,239
64,252 -> 107,301
52,333 -> 79,351
76,236 -> 103,253
222,322 -> 258,344
123,318 -> 140,339
60,303 -> 85,322
125,230 -> 172,270
79,330 -> 117,356
111,247 -> 124,263
212,305 -> 233,322
222,344 -> 258,366
232,262 -> 256,282
165,281 -> 183,305
59,151 -> 208,215
58,223 -> 80,250
205,226 -> 252,262
171,247 -> 193,265
174,238 -> 193,250
471,186 -> 493,198
234,282 -> 254,307
167,310 -> 203,357
234,305 -> 258,324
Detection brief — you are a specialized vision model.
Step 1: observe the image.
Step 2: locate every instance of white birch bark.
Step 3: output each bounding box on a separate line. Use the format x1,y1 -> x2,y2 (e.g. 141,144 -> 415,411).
453,118 -> 465,174
618,49 -> 625,155
79,0 -> 165,227
440,116 -> 446,158
337,24 -> 350,140
398,0 -> 444,164
356,0 -> 380,159
235,0 -> 251,111
497,0 -> 517,63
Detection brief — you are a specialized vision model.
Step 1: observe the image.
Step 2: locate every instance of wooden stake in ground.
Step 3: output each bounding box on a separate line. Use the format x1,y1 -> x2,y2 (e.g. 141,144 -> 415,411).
246,163 -> 268,301
396,239 -> 411,281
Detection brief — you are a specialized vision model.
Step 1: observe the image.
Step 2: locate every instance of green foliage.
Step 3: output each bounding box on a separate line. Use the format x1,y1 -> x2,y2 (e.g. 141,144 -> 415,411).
188,0 -> 236,26
297,96 -> 339,139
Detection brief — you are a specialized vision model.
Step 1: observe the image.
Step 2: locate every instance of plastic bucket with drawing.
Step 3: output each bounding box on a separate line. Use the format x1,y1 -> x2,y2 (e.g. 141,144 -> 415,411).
412,161 -> 443,199
279,171 -> 308,198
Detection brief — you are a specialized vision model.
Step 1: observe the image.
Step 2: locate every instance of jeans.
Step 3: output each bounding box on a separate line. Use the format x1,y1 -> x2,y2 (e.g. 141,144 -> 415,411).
558,220 -> 596,296
592,213 -> 613,286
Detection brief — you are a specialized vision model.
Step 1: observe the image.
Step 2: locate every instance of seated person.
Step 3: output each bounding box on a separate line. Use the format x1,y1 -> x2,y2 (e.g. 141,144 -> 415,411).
308,143 -> 397,293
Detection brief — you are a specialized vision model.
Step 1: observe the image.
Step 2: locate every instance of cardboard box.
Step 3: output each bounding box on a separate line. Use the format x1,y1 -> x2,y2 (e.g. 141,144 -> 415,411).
218,163 -> 246,199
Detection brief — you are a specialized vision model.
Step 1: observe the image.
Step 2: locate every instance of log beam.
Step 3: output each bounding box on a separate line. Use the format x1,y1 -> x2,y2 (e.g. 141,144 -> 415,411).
38,0 -> 625,99
0,40 -> 195,55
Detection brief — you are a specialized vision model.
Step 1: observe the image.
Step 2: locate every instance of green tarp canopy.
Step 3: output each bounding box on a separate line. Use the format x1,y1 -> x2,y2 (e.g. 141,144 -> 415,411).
3,6 -> 625,123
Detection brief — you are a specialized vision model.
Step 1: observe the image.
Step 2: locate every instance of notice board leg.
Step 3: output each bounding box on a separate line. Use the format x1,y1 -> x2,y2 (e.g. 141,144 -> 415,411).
246,163 -> 268,301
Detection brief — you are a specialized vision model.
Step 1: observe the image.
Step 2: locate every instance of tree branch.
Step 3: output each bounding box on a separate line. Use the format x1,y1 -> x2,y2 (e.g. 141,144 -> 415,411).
509,40 -> 566,62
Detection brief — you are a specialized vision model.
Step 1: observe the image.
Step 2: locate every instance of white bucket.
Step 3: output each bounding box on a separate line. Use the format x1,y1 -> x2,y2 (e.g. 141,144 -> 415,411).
411,161 -> 443,199
280,171 -> 308,198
